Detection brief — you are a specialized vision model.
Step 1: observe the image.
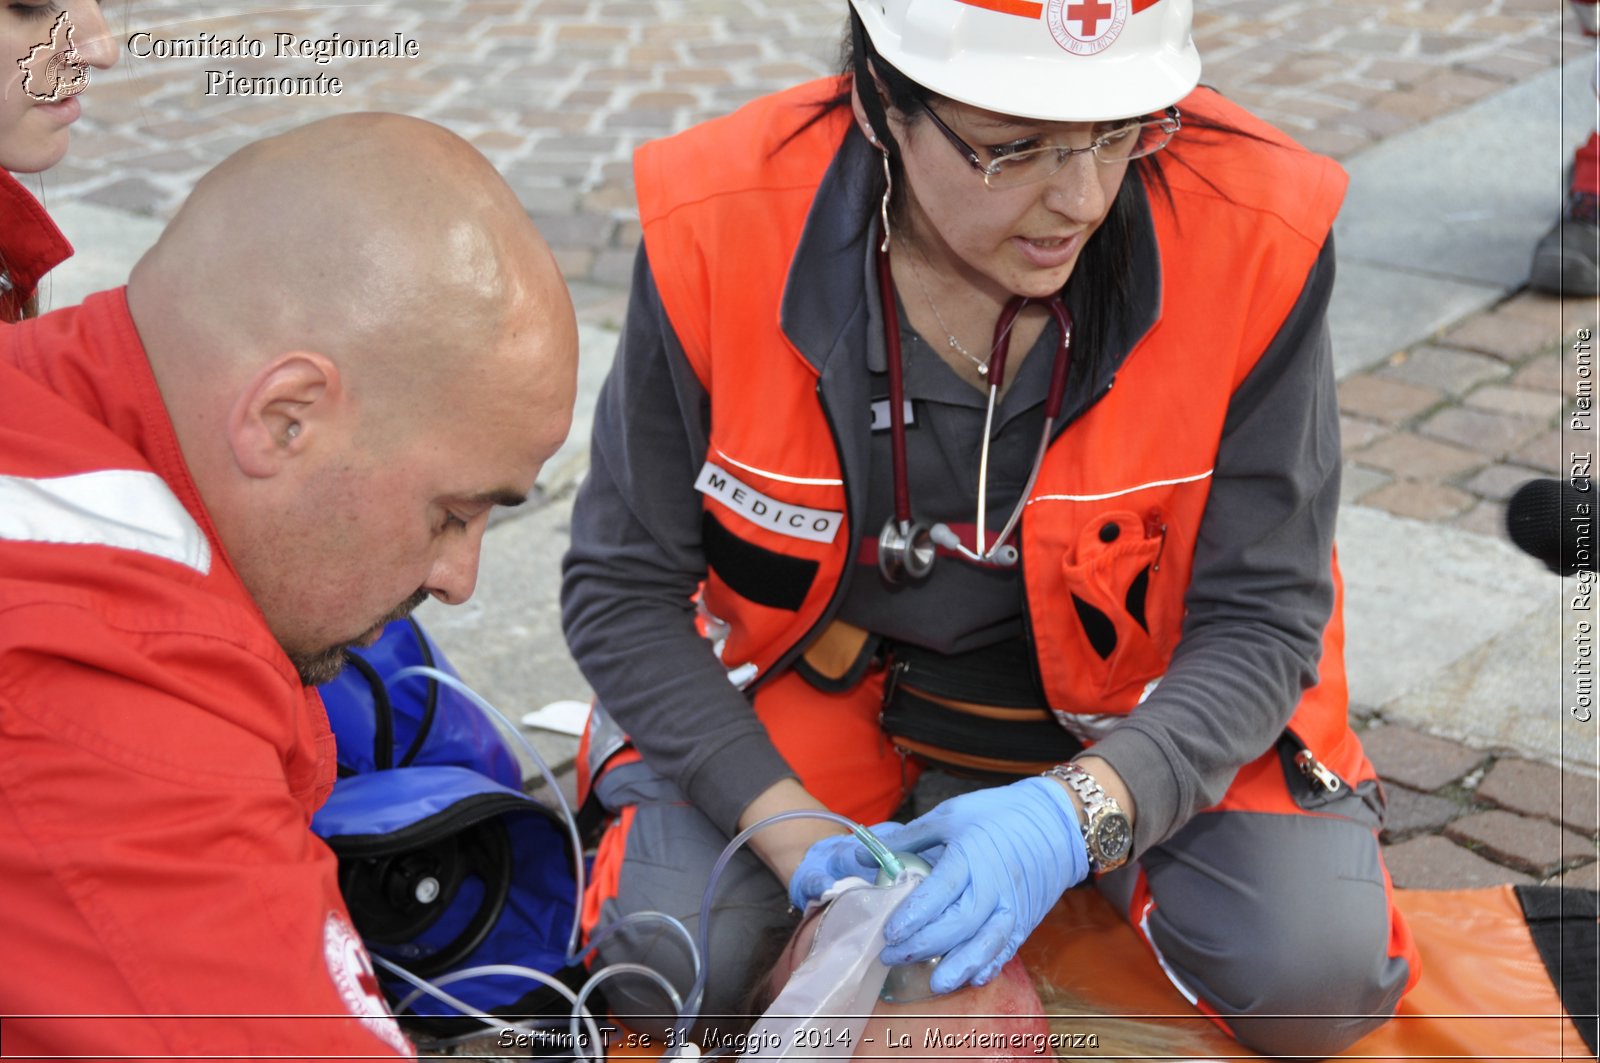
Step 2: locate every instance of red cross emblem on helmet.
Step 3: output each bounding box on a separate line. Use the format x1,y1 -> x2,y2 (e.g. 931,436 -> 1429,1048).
1047,0 -> 1131,55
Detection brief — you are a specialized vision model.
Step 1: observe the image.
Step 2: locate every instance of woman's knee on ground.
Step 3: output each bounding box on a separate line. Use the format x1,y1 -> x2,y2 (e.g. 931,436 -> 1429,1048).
1178,904 -> 1407,1057
1141,812 -> 1411,1057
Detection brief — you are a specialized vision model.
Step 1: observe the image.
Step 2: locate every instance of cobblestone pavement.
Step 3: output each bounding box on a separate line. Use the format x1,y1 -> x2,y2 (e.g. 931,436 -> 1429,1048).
50,0 -> 1586,308
40,2 -> 1599,889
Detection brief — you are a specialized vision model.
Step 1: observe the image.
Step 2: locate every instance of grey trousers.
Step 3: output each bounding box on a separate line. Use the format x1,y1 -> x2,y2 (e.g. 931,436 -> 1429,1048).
585,762 -> 1412,1056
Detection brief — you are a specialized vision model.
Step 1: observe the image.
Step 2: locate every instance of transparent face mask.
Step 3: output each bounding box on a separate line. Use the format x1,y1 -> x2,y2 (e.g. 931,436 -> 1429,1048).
740,869 -> 927,1060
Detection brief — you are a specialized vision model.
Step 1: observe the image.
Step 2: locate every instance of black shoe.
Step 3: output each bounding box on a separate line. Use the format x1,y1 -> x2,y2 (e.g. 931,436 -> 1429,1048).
1530,192 -> 1599,296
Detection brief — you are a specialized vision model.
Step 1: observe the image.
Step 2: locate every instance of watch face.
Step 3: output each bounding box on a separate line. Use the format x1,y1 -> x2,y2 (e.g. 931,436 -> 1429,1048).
1094,815 -> 1133,863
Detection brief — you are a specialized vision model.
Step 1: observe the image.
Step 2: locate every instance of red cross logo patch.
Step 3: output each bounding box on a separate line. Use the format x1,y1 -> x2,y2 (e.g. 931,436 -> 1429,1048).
1047,0 -> 1131,55
323,911 -> 411,1055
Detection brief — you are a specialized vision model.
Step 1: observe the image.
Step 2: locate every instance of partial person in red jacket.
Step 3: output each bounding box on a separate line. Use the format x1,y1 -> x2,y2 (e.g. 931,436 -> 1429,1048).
0,113 -> 578,1057
1,0 -> 119,322
562,0 -> 1417,1055
1530,0 -> 1600,294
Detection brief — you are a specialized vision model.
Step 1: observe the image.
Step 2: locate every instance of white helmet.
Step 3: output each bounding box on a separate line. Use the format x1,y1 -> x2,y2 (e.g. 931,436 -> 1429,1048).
849,0 -> 1201,123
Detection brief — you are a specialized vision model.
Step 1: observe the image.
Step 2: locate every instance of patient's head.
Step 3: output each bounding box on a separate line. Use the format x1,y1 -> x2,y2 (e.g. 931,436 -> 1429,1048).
747,902 -> 1050,1062
743,897 -> 1213,1061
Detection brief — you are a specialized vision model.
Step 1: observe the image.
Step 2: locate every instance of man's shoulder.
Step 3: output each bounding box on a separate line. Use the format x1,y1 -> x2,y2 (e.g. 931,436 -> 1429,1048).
1,308 -> 146,485
0,547 -> 311,793
0,319 -> 235,640
0,297 -> 315,793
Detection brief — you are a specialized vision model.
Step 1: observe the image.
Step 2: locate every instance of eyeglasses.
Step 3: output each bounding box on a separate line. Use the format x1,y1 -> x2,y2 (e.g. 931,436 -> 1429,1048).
921,106 -> 1181,190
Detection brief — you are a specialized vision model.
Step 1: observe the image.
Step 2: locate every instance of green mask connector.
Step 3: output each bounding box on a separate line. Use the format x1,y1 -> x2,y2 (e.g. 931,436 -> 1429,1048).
850,823 -> 904,881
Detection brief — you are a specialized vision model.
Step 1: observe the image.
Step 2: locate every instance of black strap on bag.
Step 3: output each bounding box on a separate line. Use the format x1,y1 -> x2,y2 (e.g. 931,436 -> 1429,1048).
332,616 -> 442,777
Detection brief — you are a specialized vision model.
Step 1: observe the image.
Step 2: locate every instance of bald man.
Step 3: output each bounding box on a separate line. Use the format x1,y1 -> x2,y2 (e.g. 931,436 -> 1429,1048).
0,114 -> 576,1058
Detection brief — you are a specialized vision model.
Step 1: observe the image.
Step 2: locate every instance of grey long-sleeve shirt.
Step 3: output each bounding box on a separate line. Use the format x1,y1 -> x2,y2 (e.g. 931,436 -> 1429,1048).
561,129 -> 1341,858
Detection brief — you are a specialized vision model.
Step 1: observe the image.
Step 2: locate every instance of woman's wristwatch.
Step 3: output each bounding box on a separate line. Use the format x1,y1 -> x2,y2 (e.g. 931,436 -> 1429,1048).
1042,762 -> 1133,872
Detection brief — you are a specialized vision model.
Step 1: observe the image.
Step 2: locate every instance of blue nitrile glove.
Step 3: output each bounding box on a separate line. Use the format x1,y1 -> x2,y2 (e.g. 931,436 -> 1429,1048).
788,826 -> 899,910
872,777 -> 1090,994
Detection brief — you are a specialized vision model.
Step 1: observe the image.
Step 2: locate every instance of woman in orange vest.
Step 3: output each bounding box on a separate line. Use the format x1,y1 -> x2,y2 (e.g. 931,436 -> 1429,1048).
1,0 -> 118,322
562,1 -> 1419,1054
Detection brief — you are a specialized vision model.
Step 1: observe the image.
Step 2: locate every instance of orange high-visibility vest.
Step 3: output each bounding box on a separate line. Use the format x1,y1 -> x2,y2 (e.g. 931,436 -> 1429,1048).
637,78 -> 1364,792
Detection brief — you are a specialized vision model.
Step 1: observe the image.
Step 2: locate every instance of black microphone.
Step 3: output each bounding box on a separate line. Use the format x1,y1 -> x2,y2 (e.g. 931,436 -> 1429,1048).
1505,478 -> 1597,575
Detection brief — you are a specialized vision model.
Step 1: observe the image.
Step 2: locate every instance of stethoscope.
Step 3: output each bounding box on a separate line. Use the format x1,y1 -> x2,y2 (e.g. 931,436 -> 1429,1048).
873,237 -> 1074,583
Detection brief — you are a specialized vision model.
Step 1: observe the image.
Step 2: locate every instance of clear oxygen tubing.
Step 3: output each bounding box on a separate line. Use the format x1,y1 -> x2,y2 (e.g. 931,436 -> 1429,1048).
389,667 -> 702,975
387,918 -> 692,1060
672,810 -> 904,1046
569,962 -> 687,1063
378,669 -> 903,1056
573,910 -> 701,978
385,954 -> 690,1063
569,911 -> 702,1054
382,665 -> 706,1054
376,954 -> 607,1054
388,664 -> 587,959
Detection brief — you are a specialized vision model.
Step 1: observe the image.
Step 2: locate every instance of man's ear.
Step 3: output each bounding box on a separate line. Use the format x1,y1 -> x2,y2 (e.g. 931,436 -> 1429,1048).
226,352 -> 341,479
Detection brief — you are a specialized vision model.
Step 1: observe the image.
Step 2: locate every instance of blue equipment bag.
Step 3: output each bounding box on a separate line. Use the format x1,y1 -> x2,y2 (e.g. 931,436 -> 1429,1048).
318,615 -> 522,788
313,618 -> 581,1024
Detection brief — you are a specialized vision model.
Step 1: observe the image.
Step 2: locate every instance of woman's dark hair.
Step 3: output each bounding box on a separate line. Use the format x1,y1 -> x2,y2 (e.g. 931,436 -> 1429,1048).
0,251 -> 37,323
787,7 -> 1274,382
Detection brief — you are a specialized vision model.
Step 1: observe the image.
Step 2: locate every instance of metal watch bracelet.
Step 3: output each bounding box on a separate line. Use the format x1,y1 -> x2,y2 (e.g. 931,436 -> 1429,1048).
1041,761 -> 1132,872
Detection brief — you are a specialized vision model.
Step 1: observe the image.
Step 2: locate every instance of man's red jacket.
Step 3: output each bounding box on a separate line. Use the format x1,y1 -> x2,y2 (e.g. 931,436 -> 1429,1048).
0,291 -> 412,1058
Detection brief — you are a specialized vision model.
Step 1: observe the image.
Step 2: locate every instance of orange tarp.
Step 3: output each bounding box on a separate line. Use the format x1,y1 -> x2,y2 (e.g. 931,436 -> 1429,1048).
1018,886 -> 1588,1060
606,886 -> 1590,1059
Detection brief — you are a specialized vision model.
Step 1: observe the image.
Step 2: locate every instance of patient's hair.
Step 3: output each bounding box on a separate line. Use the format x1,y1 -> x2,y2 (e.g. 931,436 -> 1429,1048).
732,921 -> 810,1029
1034,979 -> 1219,1059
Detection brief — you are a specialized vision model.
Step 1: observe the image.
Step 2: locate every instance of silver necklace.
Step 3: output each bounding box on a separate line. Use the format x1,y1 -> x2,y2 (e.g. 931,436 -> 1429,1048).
904,245 -> 991,377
